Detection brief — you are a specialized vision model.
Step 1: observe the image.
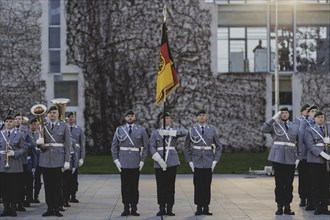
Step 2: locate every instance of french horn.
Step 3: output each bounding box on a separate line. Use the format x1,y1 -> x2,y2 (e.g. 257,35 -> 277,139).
51,98 -> 70,121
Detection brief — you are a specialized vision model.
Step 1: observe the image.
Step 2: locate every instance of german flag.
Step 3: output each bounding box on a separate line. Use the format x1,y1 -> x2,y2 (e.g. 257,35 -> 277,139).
156,22 -> 179,106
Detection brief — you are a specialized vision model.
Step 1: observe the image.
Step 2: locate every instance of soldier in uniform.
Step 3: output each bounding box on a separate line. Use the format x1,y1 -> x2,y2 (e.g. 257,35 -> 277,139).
184,109 -> 222,216
149,112 -> 187,216
28,117 -> 43,203
111,109 -> 148,216
299,105 -> 318,210
293,104 -> 310,207
14,112 -> 37,210
260,107 -> 301,215
0,115 -> 27,217
36,106 -> 71,217
67,112 -> 85,203
304,111 -> 330,215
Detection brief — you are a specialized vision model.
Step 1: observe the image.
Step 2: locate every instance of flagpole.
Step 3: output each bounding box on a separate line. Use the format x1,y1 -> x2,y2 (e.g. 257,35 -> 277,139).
162,4 -> 167,162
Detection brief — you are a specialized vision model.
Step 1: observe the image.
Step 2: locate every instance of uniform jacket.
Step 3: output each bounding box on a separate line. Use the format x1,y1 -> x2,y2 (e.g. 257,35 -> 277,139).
305,123 -> 330,164
299,118 -> 315,160
17,125 -> 37,167
69,138 -> 78,169
39,121 -> 71,168
111,124 -> 148,168
69,124 -> 85,160
260,118 -> 301,164
149,127 -> 187,168
293,115 -> 306,126
0,129 -> 27,173
29,129 -> 41,164
183,124 -> 222,168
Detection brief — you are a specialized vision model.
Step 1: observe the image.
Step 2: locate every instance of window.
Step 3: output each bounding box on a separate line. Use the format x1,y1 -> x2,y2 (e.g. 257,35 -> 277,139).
49,50 -> 61,73
49,0 -> 60,25
49,27 -> 60,48
54,81 -> 78,106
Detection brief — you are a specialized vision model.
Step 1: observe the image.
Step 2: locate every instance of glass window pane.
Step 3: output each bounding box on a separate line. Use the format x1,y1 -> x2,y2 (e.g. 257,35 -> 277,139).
229,28 -> 245,39
49,27 -> 60,48
49,0 -> 60,25
229,40 -> 245,72
49,50 -> 61,73
217,28 -> 229,73
54,81 -> 78,106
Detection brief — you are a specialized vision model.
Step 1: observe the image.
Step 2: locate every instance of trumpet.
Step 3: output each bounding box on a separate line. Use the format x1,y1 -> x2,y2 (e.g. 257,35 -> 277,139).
51,98 -> 70,121
5,140 -> 11,168
31,104 -> 47,149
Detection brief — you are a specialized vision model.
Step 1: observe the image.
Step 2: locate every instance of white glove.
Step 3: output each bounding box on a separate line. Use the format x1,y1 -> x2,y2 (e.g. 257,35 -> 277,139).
324,137 -> 330,144
36,138 -> 44,145
320,151 -> 330,160
139,161 -> 144,171
211,161 -> 217,172
7,150 -> 15,157
72,168 -> 76,174
295,159 -> 300,168
63,162 -> 70,170
159,129 -> 169,136
78,159 -> 84,167
32,168 -> 36,175
189,161 -> 195,173
152,152 -> 167,171
272,111 -> 282,120
114,159 -> 121,172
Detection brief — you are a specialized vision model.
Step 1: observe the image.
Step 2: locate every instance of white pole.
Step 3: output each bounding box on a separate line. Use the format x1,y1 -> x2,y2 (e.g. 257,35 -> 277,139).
274,0 -> 279,113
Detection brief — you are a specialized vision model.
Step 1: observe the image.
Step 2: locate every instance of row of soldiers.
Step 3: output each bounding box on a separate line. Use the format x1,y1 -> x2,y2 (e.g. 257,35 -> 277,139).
111,109 -> 222,217
261,104 -> 330,216
0,106 -> 85,217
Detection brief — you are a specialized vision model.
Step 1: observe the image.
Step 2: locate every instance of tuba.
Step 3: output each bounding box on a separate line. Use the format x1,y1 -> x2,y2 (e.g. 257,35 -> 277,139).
51,98 -> 70,121
31,104 -> 47,149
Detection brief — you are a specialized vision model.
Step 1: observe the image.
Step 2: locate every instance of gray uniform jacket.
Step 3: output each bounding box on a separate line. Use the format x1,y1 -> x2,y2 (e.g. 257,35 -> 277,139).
69,124 -> 85,160
111,124 -> 148,168
305,124 -> 330,164
183,124 -> 222,168
39,121 -> 71,168
293,116 -> 305,126
17,125 -> 36,166
0,129 -> 27,173
260,118 -> 301,164
149,128 -> 187,168
70,138 -> 78,169
299,118 -> 315,160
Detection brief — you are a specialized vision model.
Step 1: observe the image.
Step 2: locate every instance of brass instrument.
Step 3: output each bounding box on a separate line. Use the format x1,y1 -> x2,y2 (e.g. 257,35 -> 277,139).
51,98 -> 70,121
5,140 -> 11,168
324,123 -> 330,171
30,104 -> 47,149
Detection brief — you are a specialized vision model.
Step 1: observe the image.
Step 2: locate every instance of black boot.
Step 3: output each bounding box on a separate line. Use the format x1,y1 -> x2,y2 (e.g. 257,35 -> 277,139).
167,205 -> 175,216
121,203 -> 130,216
0,203 -> 11,217
70,194 -> 79,203
284,205 -> 295,215
16,203 -> 26,211
275,204 -> 283,215
131,204 -> 140,216
203,205 -> 213,215
42,207 -> 54,217
63,200 -> 71,207
156,205 -> 166,216
299,198 -> 306,207
195,205 -> 203,215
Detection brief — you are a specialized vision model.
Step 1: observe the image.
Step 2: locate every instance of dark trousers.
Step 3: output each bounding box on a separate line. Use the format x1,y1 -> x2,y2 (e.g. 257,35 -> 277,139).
33,165 -> 42,199
155,166 -> 177,207
298,159 -> 311,200
309,162 -> 330,208
17,166 -> 26,205
41,167 -> 63,210
71,168 -> 78,196
120,168 -> 140,205
23,170 -> 34,203
0,172 -> 21,207
63,170 -> 74,202
272,162 -> 295,205
193,168 -> 212,206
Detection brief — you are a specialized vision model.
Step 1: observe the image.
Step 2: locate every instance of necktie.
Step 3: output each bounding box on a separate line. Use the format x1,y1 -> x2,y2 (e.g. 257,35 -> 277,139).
201,126 -> 204,135
51,123 -> 54,130
129,125 -> 132,135
7,131 -> 10,137
70,126 -> 73,132
284,122 -> 289,131
320,126 -> 324,133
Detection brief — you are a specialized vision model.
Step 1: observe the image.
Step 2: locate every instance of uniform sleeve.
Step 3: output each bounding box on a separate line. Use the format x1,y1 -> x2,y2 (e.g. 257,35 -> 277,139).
176,128 -> 187,137
149,131 -> 158,156
13,133 -> 27,158
64,125 -> 71,162
213,128 -> 222,162
305,128 -> 322,157
260,118 -> 275,134
111,128 -> 119,161
140,129 -> 149,162
79,128 -> 85,159
183,129 -> 192,163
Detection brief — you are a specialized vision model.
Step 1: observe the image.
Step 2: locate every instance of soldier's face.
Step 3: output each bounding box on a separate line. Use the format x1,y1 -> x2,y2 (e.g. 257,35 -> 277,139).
197,113 -> 207,124
15,116 -> 23,126
309,109 -> 318,118
161,116 -> 172,127
5,119 -> 15,130
69,115 -> 76,124
125,114 -> 136,124
302,109 -> 309,117
314,115 -> 325,125
280,111 -> 289,121
48,110 -> 59,122
29,122 -> 38,132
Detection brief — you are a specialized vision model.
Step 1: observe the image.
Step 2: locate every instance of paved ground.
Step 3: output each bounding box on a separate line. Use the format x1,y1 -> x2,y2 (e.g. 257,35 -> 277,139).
1,174 -> 329,220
